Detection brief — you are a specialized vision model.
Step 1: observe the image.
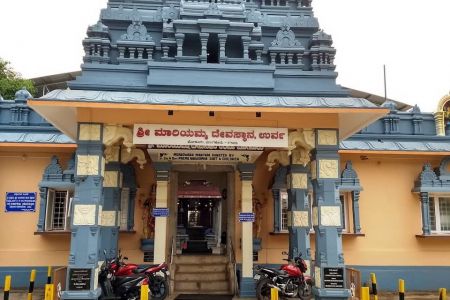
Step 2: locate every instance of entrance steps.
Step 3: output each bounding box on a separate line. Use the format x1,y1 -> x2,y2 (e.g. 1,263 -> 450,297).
172,254 -> 232,295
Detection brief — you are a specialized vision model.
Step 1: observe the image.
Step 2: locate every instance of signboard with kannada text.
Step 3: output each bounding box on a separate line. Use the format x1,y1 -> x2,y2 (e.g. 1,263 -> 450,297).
323,267 -> 344,289
239,212 -> 255,222
68,268 -> 91,291
134,124 -> 288,148
148,149 -> 263,163
153,208 -> 169,217
5,192 -> 36,212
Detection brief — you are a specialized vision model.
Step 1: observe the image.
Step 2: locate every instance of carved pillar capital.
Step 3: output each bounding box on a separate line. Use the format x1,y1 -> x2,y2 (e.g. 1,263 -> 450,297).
103,124 -> 133,152
434,111 -> 445,136
291,148 -> 311,167
121,148 -> 147,169
288,129 -> 315,154
266,150 -> 289,171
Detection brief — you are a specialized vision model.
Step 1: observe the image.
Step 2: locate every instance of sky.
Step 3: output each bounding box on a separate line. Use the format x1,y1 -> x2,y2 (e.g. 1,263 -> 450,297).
0,0 -> 449,112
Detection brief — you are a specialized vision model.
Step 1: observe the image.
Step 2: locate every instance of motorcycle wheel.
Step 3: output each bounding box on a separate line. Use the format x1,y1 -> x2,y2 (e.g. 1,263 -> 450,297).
256,278 -> 274,300
298,279 -> 312,299
149,275 -> 169,300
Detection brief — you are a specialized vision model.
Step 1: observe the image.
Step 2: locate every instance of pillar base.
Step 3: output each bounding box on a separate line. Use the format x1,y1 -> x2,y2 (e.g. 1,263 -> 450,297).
312,287 -> 352,300
61,288 -> 102,300
239,277 -> 256,297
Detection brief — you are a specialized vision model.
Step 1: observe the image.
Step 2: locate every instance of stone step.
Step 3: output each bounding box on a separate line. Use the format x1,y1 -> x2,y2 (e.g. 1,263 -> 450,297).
175,272 -> 228,281
173,290 -> 233,297
176,263 -> 228,273
174,280 -> 230,292
174,255 -> 228,264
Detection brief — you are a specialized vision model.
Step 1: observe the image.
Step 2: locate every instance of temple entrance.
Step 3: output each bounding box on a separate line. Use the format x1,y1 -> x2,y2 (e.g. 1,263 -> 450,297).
176,172 -> 227,255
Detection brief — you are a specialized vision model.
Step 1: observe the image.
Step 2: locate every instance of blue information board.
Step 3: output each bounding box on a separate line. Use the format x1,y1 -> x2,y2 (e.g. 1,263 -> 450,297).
239,212 -> 255,222
152,208 -> 169,217
5,192 -> 36,212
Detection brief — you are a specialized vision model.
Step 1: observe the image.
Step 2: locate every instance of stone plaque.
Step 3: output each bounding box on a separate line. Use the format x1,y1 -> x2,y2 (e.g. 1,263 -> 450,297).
323,267 -> 344,289
68,268 -> 91,291
315,267 -> 322,288
101,211 -> 116,226
292,211 -> 309,227
79,124 -> 101,141
319,159 -> 339,179
318,130 -> 337,146
73,205 -> 96,226
320,206 -> 341,227
290,173 -> 308,189
76,155 -> 100,176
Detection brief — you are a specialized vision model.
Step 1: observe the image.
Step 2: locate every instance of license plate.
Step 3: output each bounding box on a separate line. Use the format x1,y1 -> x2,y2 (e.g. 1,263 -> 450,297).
253,274 -> 261,280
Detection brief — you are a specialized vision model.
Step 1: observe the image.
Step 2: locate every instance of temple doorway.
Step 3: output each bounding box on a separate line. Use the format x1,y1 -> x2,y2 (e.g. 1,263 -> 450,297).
176,172 -> 227,254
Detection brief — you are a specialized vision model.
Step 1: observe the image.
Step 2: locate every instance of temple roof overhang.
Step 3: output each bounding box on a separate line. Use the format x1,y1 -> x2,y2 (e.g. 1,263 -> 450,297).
29,89 -> 388,141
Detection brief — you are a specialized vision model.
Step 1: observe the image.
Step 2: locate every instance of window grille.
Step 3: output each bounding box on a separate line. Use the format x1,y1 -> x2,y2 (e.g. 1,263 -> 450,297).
120,188 -> 130,230
143,251 -> 154,263
429,197 -> 450,233
45,189 -> 72,231
52,191 -> 67,230
280,191 -> 288,232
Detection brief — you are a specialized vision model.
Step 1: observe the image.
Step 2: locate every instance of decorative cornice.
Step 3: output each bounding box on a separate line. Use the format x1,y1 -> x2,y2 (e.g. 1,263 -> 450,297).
38,90 -> 379,109
0,133 -> 74,144
340,140 -> 450,152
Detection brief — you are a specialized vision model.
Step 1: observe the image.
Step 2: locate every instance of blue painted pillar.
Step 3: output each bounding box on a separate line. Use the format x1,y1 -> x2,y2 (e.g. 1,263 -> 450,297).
311,129 -> 351,300
352,191 -> 362,234
420,192 -> 431,235
272,166 -> 288,233
62,123 -> 105,300
101,146 -> 122,259
121,164 -> 137,231
237,163 -> 256,298
287,157 -> 311,271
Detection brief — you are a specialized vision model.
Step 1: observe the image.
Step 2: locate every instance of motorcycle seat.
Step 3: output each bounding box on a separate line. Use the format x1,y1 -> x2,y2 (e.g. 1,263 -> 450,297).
114,274 -> 145,286
133,264 -> 160,274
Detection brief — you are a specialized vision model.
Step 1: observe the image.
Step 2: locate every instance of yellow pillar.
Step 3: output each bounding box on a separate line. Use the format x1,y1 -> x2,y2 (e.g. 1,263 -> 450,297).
237,163 -> 256,297
153,162 -> 171,264
241,180 -> 253,277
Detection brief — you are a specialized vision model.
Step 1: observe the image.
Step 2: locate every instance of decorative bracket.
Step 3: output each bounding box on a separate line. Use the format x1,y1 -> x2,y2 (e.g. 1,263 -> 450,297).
121,148 -> 147,169
103,125 -> 133,152
266,150 -> 289,171
288,129 -> 315,154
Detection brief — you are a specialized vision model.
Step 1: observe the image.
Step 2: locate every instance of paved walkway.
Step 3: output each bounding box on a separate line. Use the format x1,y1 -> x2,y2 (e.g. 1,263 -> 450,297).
2,290 -> 442,300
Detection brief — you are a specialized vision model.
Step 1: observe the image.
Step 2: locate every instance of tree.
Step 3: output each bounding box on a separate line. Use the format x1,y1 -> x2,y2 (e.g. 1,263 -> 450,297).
0,58 -> 36,100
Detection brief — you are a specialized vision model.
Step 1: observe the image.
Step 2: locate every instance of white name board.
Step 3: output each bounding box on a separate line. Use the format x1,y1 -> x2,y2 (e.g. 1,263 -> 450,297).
134,124 -> 288,148
148,149 -> 263,163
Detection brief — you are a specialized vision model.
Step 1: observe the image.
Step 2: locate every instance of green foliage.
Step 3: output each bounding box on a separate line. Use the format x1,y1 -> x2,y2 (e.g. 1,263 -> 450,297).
0,58 -> 36,100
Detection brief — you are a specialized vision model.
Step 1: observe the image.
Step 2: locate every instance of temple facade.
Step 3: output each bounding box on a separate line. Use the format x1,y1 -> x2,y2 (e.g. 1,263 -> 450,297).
1,0 -> 450,299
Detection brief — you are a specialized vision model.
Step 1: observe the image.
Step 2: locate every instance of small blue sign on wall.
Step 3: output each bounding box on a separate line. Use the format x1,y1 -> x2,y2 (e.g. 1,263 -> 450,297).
152,208 -> 169,217
239,212 -> 255,222
5,192 -> 36,212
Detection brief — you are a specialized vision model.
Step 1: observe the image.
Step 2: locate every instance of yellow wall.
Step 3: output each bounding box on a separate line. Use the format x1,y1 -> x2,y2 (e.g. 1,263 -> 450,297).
247,153 -> 450,267
0,151 -> 72,266
1,147 -> 449,268
341,154 -> 450,267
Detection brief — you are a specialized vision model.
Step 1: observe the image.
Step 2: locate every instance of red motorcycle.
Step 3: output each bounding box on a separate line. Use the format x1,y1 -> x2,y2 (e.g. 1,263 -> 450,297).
254,252 -> 312,299
109,253 -> 169,300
